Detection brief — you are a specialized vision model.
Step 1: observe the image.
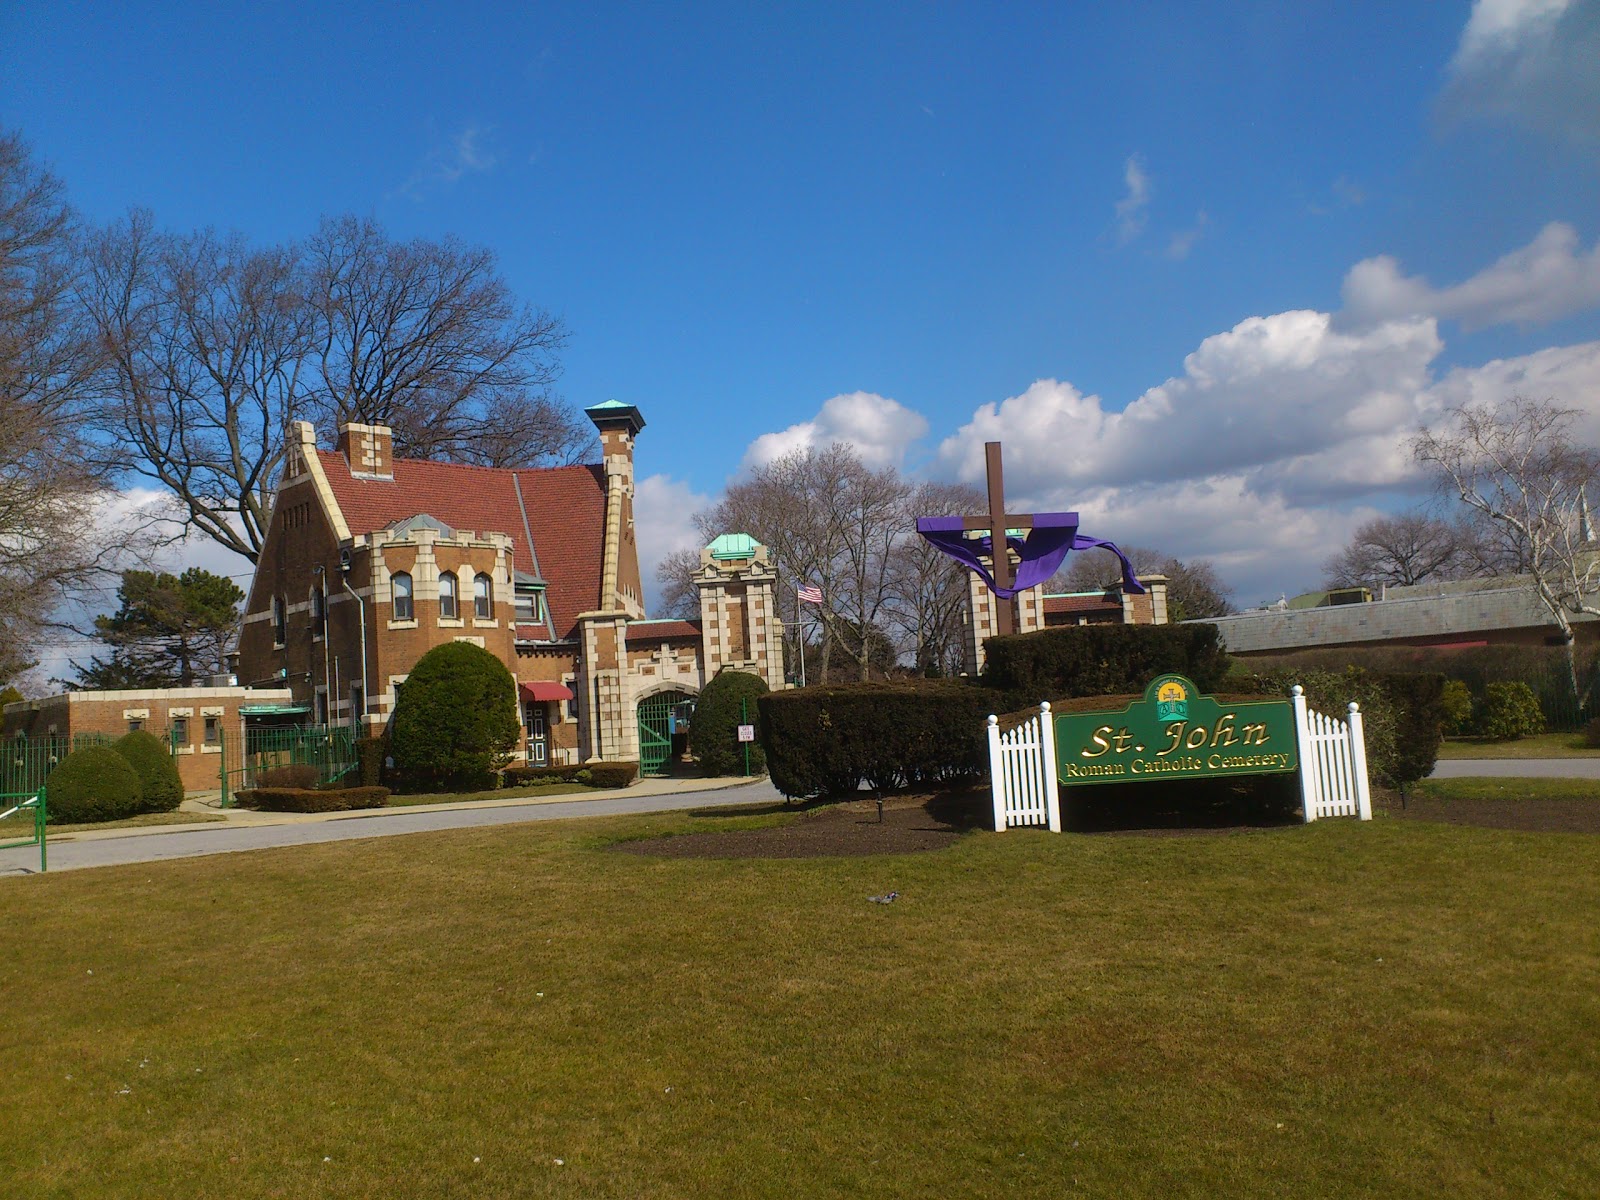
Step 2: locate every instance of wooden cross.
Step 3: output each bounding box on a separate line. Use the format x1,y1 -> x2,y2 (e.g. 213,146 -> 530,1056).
958,441 -> 1034,636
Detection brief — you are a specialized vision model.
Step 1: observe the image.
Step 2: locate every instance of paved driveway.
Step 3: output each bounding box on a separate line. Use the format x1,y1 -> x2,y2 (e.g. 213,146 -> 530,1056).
1429,758 -> 1600,780
1,777 -> 786,876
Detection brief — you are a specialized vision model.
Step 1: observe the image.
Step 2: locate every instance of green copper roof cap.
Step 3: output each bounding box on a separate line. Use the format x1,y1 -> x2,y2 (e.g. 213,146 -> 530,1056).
708,532 -> 760,560
584,399 -> 645,435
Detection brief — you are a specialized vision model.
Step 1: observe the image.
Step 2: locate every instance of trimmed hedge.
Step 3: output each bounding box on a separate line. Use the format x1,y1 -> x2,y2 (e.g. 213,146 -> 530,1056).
501,761 -> 639,789
759,681 -> 997,798
113,729 -> 184,812
389,641 -> 521,791
982,622 -> 1230,699
234,786 -> 390,813
44,745 -> 145,823
356,737 -> 387,787
1239,667 -> 1446,789
256,763 -> 320,790
691,670 -> 769,776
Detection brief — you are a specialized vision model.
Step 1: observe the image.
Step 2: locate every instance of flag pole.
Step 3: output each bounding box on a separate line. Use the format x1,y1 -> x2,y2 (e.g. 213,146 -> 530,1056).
797,585 -> 807,688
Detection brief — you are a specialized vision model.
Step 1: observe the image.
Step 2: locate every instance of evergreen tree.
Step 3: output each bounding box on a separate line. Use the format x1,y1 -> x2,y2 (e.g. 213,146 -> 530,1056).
72,568 -> 243,689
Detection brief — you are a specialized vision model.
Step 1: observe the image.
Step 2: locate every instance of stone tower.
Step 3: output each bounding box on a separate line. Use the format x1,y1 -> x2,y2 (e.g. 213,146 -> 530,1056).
694,533 -> 786,691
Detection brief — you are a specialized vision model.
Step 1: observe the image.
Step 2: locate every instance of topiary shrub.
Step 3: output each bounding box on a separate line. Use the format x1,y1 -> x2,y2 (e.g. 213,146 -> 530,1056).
585,762 -> 638,789
690,671 -> 770,776
388,641 -> 521,791
1474,681 -> 1545,740
113,729 -> 184,812
44,745 -> 145,823
1439,679 -> 1474,736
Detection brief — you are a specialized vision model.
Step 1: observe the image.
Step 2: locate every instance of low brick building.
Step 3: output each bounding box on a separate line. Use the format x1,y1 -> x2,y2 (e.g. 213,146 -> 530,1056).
2,686 -> 296,793
236,403 -> 785,776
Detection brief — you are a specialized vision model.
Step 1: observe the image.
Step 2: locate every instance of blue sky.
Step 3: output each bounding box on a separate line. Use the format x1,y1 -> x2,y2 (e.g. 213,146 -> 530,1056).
6,0 -> 1600,618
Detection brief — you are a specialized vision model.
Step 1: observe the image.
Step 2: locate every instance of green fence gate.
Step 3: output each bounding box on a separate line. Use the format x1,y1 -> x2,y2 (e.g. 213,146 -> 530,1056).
219,726 -> 359,807
637,690 -> 692,777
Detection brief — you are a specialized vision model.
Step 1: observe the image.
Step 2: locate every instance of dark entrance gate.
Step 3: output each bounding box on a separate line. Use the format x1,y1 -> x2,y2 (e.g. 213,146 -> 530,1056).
637,689 -> 691,777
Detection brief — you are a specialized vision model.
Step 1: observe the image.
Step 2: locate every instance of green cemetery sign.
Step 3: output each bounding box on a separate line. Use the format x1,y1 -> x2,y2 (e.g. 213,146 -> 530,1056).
1055,674 -> 1297,786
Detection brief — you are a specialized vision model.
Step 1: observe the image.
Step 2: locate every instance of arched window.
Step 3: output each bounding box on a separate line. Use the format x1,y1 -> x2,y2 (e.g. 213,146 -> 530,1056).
392,572 -> 414,621
272,595 -> 287,646
439,571 -> 459,620
474,572 -> 493,620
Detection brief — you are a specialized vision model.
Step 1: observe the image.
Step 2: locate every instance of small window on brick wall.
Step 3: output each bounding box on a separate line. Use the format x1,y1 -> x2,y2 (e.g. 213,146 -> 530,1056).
170,717 -> 189,745
439,571 -> 460,620
204,715 -> 221,744
128,718 -> 143,733
474,573 -> 493,620
392,572 -> 414,621
272,596 -> 287,646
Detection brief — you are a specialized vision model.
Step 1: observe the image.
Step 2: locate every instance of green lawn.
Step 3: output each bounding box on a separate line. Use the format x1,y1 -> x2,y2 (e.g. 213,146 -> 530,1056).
1436,731 -> 1596,759
2,807 -> 1597,1198
1412,776 -> 1599,802
0,810 -> 227,837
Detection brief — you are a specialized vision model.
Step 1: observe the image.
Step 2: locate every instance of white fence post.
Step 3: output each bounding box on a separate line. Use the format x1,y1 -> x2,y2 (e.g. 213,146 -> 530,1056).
1038,701 -> 1061,833
986,714 -> 1006,832
1291,685 -> 1320,823
1348,702 -> 1373,821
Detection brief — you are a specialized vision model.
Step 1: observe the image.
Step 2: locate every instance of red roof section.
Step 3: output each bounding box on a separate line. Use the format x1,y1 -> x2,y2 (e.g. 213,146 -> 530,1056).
1043,593 -> 1123,616
316,450 -> 606,640
625,620 -> 703,642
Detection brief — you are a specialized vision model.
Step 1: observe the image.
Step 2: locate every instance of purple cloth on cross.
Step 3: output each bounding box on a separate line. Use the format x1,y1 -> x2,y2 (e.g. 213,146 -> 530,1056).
916,512 -> 1145,600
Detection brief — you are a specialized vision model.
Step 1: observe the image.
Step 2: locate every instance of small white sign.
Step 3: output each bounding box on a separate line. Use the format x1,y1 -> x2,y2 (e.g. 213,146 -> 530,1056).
736,724 -> 756,743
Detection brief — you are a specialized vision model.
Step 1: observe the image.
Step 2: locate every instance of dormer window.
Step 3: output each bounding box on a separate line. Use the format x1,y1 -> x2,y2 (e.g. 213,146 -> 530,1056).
439,571 -> 459,620
474,573 -> 493,620
392,572 -> 414,621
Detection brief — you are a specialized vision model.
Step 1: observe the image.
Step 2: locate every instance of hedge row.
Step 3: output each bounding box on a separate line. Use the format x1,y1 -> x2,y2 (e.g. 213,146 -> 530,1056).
234,786 -> 391,813
759,681 -> 996,798
501,761 -> 639,789
1237,666 -> 1446,788
982,623 -> 1231,699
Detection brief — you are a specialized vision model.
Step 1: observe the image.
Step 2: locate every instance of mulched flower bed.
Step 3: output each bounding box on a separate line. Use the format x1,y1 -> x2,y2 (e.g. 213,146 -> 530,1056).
1379,793 -> 1600,834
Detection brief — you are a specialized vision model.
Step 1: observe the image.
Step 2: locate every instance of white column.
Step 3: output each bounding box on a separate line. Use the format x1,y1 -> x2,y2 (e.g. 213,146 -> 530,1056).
986,714 -> 1006,831
1348,702 -> 1373,821
1292,685 -> 1319,823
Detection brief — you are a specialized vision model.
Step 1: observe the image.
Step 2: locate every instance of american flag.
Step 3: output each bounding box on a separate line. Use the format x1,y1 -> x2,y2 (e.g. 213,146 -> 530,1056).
797,583 -> 824,605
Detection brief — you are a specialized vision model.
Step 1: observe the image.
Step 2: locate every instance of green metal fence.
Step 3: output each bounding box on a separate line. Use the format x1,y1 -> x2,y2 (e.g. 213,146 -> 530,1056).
219,725 -> 359,806
0,733 -> 115,797
0,788 -> 47,872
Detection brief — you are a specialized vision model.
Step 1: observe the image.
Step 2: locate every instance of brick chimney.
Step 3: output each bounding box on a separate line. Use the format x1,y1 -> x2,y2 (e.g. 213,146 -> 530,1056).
337,422 -> 394,480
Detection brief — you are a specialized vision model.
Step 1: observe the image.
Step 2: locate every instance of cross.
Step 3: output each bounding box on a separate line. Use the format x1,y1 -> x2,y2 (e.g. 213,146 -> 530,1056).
959,442 -> 1032,635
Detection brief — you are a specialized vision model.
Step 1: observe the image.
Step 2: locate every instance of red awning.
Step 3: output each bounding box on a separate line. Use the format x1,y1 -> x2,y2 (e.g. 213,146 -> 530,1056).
520,681 -> 575,702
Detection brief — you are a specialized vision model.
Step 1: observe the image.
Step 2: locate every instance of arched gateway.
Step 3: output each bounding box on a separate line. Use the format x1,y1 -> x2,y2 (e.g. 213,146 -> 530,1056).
636,688 -> 694,777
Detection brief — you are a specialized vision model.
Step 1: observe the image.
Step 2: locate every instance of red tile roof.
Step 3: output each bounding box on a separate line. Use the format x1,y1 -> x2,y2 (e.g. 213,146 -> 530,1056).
316,450 -> 606,640
625,619 -> 703,642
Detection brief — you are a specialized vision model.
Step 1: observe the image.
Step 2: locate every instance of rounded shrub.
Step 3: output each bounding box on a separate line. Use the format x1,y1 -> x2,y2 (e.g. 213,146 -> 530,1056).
1439,679 -> 1474,736
1474,681 -> 1544,740
113,729 -> 184,812
45,745 -> 145,824
689,670 -> 769,776
388,641 -> 521,791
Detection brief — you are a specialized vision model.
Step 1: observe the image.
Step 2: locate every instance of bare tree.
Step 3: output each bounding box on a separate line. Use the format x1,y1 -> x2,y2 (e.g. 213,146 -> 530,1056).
1322,512 -> 1467,589
886,480 -> 984,676
1413,396 -> 1600,695
653,546 -> 702,620
0,131 -> 113,681
305,215 -> 584,466
84,212 -> 586,563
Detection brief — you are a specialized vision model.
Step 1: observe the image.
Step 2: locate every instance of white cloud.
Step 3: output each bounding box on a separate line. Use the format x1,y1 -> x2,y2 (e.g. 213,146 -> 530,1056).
1341,222 -> 1600,330
1442,0 -> 1600,143
1114,155 -> 1151,244
741,391 -> 929,472
633,473 -> 714,614
397,123 -> 501,200
1164,211 -> 1209,261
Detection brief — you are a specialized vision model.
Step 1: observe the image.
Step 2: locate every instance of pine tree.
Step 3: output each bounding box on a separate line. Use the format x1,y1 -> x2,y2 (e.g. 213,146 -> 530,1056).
71,568 -> 243,689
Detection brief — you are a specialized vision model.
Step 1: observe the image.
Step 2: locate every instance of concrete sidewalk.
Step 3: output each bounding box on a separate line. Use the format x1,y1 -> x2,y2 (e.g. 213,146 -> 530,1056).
1,775 -> 785,876
1429,758 -> 1600,780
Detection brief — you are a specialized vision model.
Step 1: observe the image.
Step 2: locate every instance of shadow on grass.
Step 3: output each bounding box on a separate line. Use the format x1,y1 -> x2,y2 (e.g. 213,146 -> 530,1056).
1063,773 -> 1302,834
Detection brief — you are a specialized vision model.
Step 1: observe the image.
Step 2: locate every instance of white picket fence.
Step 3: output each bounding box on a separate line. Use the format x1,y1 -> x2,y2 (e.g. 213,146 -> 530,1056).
985,702 -> 1061,832
1290,686 -> 1373,822
985,687 -> 1371,830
